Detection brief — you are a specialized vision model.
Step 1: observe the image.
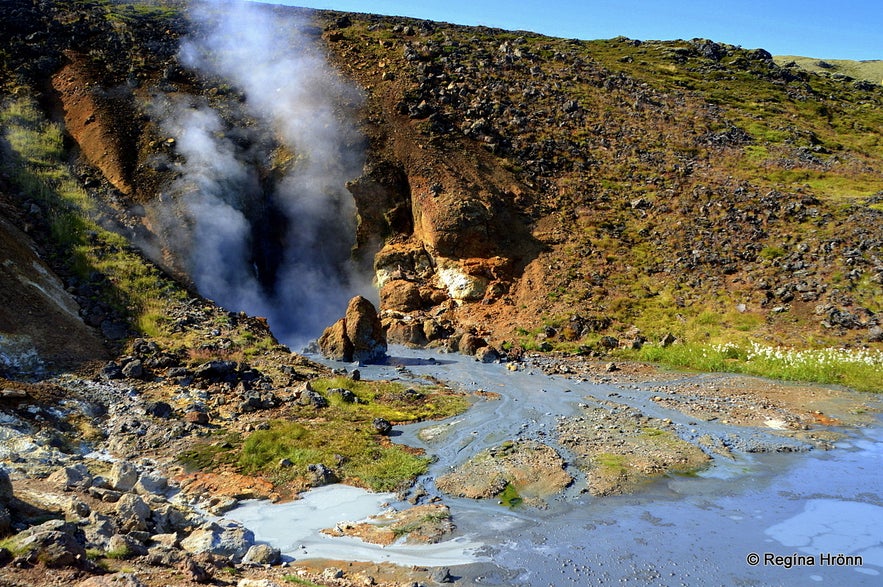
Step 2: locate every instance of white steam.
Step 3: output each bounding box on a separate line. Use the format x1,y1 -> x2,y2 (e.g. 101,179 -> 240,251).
152,1 -> 370,348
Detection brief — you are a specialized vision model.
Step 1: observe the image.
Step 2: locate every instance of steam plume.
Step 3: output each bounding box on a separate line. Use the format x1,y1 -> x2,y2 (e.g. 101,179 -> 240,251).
152,1 -> 370,348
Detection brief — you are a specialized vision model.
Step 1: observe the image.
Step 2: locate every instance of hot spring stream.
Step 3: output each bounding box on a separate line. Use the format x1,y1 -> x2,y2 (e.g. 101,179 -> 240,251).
226,346 -> 883,586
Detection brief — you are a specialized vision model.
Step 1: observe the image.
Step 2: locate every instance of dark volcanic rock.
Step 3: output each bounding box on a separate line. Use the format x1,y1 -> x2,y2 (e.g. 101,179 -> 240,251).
373,417 -> 392,435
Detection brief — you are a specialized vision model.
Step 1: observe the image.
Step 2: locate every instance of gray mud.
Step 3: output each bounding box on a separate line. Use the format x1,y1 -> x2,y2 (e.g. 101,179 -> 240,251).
238,346 -> 883,586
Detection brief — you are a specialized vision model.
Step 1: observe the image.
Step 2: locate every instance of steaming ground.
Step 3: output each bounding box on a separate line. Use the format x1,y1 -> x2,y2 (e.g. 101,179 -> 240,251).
147,1 -> 372,348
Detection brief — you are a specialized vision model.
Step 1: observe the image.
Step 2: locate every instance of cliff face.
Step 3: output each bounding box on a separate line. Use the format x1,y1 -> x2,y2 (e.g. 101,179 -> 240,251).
2,1 -> 882,361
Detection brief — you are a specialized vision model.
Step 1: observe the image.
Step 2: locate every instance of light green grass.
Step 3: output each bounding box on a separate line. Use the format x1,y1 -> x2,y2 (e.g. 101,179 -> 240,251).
237,420 -> 431,491
626,341 -> 883,392
774,56 -> 883,85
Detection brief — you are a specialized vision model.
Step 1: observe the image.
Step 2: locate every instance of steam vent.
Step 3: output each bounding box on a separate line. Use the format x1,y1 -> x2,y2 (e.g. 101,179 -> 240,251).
318,296 -> 388,363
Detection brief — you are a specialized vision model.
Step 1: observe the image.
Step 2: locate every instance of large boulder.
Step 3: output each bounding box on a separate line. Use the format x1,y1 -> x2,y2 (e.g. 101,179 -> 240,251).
318,296 -> 387,363
180,520 -> 254,562
345,296 -> 387,363
317,318 -> 352,362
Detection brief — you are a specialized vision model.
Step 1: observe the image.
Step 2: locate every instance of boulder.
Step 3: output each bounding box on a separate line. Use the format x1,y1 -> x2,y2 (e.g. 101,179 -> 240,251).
241,543 -> 281,565
192,360 -> 238,382
317,319 -> 353,361
345,296 -> 387,363
372,418 -> 392,435
83,513 -> 116,549
297,389 -> 328,409
145,401 -> 173,419
106,533 -> 148,558
48,464 -> 93,491
108,461 -> 138,492
115,493 -> 151,532
384,320 -> 428,346
121,359 -> 143,379
325,388 -> 357,403
380,280 -> 423,312
319,296 -> 387,363
0,469 -> 13,503
458,333 -> 487,356
180,520 -> 254,562
475,346 -> 500,363
16,530 -> 87,568
185,411 -> 210,425
306,464 -> 337,486
135,472 -> 168,496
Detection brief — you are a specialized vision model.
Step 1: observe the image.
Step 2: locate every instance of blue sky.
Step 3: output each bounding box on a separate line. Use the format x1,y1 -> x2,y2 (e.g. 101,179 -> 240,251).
248,0 -> 881,60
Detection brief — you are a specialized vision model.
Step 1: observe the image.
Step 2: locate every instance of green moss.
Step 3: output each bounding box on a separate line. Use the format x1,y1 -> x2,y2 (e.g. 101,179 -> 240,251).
593,453 -> 628,475
283,576 -> 322,586
498,483 -> 523,508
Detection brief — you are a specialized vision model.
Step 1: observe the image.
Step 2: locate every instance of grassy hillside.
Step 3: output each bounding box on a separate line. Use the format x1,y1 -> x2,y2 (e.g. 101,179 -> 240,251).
775,55 -> 883,85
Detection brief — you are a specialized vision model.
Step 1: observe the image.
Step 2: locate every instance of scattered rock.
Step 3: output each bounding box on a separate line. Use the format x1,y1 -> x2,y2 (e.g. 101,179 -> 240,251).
458,333 -> 487,356
475,345 -> 500,363
108,462 -> 138,492
306,463 -> 337,486
15,530 -> 87,568
241,543 -> 281,565
373,417 -> 392,435
75,573 -> 147,587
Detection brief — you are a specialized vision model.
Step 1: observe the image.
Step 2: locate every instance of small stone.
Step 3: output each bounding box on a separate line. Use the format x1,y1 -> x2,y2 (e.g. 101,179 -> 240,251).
185,411 -> 210,425
373,418 -> 392,435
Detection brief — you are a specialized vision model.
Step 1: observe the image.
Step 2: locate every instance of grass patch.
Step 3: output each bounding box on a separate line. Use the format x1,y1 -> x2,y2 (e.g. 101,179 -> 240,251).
593,453 -> 628,475
627,341 -> 883,392
283,576 -> 322,587
236,419 -> 432,492
179,431 -> 242,472
309,377 -> 470,423
498,483 -> 523,508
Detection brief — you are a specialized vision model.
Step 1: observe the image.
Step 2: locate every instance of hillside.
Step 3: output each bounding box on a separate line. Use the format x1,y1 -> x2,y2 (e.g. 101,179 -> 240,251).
1,0 -> 881,376
0,1 -> 881,585
774,55 -> 883,85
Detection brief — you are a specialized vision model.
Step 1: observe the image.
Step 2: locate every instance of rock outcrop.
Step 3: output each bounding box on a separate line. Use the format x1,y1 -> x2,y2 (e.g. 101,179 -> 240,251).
318,296 -> 387,363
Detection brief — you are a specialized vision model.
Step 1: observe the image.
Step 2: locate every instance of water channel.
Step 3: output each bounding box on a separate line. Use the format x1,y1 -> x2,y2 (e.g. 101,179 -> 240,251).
227,346 -> 883,586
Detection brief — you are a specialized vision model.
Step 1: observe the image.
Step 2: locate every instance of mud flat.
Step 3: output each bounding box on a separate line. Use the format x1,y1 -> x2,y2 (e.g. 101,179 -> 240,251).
224,346 -> 883,586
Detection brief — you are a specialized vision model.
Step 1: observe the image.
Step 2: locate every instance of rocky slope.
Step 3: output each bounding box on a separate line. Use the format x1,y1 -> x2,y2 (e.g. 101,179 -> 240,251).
3,1 -> 882,360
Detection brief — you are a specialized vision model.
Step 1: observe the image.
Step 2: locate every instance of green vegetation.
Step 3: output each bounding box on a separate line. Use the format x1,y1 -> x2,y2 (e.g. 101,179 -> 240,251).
236,419 -> 431,491
310,376 -> 470,422
593,453 -> 628,475
390,509 -> 451,538
627,341 -> 883,392
0,98 -> 187,341
282,575 -> 322,587
774,56 -> 883,85
181,378 -> 467,491
498,483 -> 523,508
283,576 -> 322,587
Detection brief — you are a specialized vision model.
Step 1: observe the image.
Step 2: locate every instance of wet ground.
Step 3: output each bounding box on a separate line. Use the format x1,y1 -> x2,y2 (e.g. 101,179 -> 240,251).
226,346 -> 883,586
